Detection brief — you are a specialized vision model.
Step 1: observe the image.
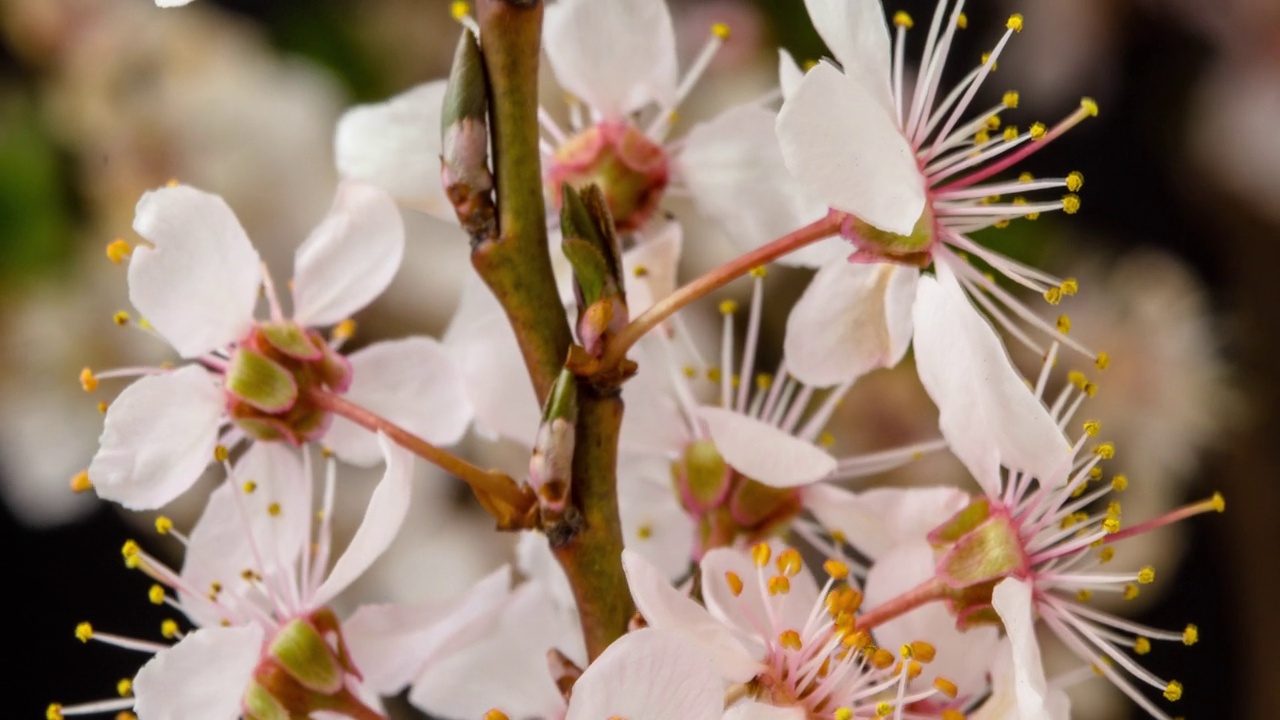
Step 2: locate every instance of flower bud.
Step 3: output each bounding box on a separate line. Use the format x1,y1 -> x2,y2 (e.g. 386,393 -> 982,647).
546,121 -> 668,232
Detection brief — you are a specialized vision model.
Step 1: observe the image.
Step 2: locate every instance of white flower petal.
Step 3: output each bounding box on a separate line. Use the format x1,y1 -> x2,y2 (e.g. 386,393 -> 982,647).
777,62 -> 925,236
313,434 -> 414,606
292,181 -> 405,326
155,0 -> 196,6
621,222 -> 682,318
622,549 -> 760,683
778,50 -> 805,102
324,337 -> 472,466
804,484 -> 971,561
89,366 -> 224,510
802,0 -> 894,112
618,458 -> 696,581
971,639 -> 1071,720
678,104 -> 830,265
129,185 -> 261,358
724,701 -> 808,720
334,81 -> 454,219
699,406 -> 836,488
912,268 -> 1071,495
132,625 -> 264,720
543,0 -> 678,116
992,578 -> 1054,720
783,261 -> 917,386
516,531 -> 577,612
566,629 -> 724,720
618,336 -> 690,457
702,544 -> 820,639
344,565 -> 512,694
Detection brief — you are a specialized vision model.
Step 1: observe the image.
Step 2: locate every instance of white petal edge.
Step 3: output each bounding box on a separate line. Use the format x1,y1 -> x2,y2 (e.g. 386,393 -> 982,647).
129,185 -> 261,358
543,0 -> 678,117
292,181 -> 405,326
699,406 -> 836,488
777,62 -> 925,236
802,0 -> 895,113
621,222 -> 682,318
804,484 -> 971,561
132,625 -> 264,720
724,701 -> 808,720
324,337 -> 473,467
565,629 -> 724,720
312,434 -> 414,606
334,81 -> 455,219
622,549 -> 760,682
89,366 -> 224,510
783,261 -> 917,386
912,267 -> 1071,495
778,50 -> 805,102
992,578 -> 1054,720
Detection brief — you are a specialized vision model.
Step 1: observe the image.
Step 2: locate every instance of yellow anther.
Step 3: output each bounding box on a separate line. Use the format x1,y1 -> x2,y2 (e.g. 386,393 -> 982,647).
213,445 -> 230,463
751,542 -> 771,567
97,401 -> 109,414
711,22 -> 730,40
450,1 -> 470,20
876,701 -> 894,717
149,584 -> 166,605
893,11 -> 913,28
824,559 -> 850,580
1076,589 -> 1093,602
1094,442 -> 1116,460
117,678 -> 133,697
47,703 -> 64,720
725,571 -> 744,597
906,660 -> 923,679
909,640 -> 936,662
1098,546 -> 1115,563
1110,474 -> 1128,492
1088,466 -> 1103,480
870,647 -> 895,669
818,431 -> 835,447
116,712 -> 137,720
161,619 -> 180,638
1081,97 -> 1099,117
1095,351 -> 1110,370
987,116 -> 1002,130
71,470 -> 93,493
830,530 -> 847,545
778,630 -> 802,650
1102,516 -> 1120,534
1138,566 -> 1156,584
731,374 -> 741,389
1107,500 -> 1122,518
154,516 -> 173,535
1163,680 -> 1183,702
1066,171 -> 1085,192
483,711 -> 511,720
636,524 -> 653,539
1007,14 -> 1024,31
1057,315 -> 1071,334
834,709 -> 853,720
934,676 -> 959,698
1019,171 -> 1034,182
1043,287 -> 1063,305
974,129 -> 990,145
1210,492 -> 1225,512
242,480 -> 257,494
139,318 -> 153,331
749,265 -> 768,278
267,502 -> 282,517
1003,91 -> 1020,109
75,622 -> 94,642
1134,636 -> 1152,655
776,548 -> 802,577
1068,370 -> 1088,389
632,264 -> 649,278
956,12 -> 968,29
113,311 -> 131,326
719,299 -> 738,315
1083,420 -> 1101,437
768,575 -> 791,595
1030,122 -> 1047,140
683,365 -> 696,378
106,239 -> 133,265
1123,583 -> 1140,600
706,367 -> 722,382
981,52 -> 996,70
941,710 -> 966,720
332,319 -> 357,341
1183,624 -> 1199,645
121,539 -> 140,560
755,373 -> 773,391
1003,126 -> 1019,142
79,367 -> 99,392
1062,194 -> 1082,214
1083,381 -> 1098,397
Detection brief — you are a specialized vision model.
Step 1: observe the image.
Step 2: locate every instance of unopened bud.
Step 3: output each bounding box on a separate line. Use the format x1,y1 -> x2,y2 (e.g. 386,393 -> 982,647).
441,29 -> 495,239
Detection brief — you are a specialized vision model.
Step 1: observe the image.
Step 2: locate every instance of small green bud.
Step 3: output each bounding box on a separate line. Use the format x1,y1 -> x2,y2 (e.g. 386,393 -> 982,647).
226,348 -> 298,414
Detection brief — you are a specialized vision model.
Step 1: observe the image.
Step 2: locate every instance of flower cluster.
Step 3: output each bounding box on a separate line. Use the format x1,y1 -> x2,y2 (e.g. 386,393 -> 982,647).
49,0 -> 1223,719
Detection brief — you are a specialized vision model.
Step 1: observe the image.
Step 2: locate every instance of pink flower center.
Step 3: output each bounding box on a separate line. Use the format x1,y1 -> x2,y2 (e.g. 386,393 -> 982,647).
545,121 -> 669,233
673,440 -> 802,557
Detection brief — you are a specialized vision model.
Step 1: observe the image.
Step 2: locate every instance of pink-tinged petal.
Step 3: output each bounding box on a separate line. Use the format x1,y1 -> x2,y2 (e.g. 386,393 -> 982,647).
912,268 -> 1071,495
132,625 -> 264,720
180,443 -> 310,628
344,565 -> 512,694
292,181 -> 405,327
804,484 -> 970,561
864,541 -> 999,697
778,50 -> 804,102
618,458 -> 697,581
991,578 -> 1054,720
724,701 -> 808,720
622,549 -> 761,683
566,629 -> 724,720
702,544 -> 820,640
129,185 -> 261,358
313,434 -> 413,606
89,366 -> 223,510
783,261 -> 917,386
699,407 -> 836,488
777,63 -> 924,236
621,222 -> 682,318
678,105 -> 831,266
443,275 -> 540,446
324,337 -> 472,466
543,0 -> 678,117
409,582 -> 584,720
334,81 -> 454,219
802,0 -> 894,113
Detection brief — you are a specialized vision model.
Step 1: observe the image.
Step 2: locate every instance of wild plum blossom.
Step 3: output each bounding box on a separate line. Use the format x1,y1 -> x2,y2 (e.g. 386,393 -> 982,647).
84,181 -> 471,509
50,435 -> 495,720
776,0 -> 1106,389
